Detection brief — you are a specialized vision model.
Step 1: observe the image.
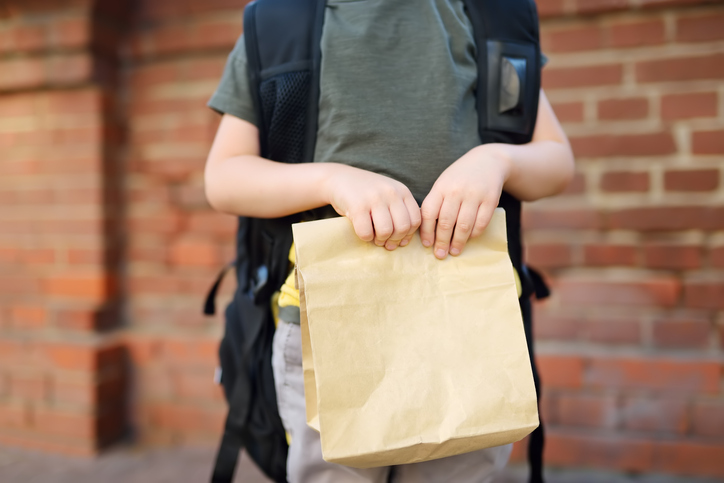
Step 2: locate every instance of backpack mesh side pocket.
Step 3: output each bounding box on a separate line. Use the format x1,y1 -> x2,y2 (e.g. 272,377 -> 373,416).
260,71 -> 311,164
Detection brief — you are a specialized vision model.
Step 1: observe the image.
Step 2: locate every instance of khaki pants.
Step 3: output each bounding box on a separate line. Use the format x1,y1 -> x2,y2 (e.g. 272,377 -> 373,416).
271,320 -> 512,483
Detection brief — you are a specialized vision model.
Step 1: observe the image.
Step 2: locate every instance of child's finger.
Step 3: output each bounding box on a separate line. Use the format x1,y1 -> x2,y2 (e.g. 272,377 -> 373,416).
434,198 -> 460,259
420,192 -> 442,248
385,201 -> 411,250
350,210 -> 375,242
448,202 -> 477,256
404,196 -> 422,235
472,202 -> 495,238
371,205 -> 394,247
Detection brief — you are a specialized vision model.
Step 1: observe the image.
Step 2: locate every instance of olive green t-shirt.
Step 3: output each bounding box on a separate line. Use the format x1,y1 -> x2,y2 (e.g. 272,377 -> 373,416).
208,0 -> 481,204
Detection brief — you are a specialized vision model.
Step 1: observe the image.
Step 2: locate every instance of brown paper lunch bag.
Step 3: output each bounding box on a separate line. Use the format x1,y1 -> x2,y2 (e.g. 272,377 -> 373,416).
292,208 -> 539,469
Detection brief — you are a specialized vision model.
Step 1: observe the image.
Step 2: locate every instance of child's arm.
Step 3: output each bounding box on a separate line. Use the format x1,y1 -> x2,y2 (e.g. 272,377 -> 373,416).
420,90 -> 575,259
204,114 -> 421,249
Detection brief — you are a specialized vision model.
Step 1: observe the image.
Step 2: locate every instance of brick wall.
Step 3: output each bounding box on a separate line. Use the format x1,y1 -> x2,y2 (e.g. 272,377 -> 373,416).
514,0 -> 724,477
0,0 -> 722,478
121,0 -> 243,446
0,0 -> 129,454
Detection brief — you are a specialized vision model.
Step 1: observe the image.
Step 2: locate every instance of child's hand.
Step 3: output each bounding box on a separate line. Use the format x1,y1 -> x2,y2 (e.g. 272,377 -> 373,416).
420,145 -> 510,259
325,165 -> 421,250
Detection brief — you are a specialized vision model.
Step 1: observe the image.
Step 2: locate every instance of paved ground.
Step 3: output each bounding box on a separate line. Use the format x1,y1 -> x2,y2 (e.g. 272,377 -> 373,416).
0,443 -> 720,483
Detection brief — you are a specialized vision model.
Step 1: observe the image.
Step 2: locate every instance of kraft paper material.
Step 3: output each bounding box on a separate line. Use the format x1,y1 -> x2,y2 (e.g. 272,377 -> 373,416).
292,208 -> 539,469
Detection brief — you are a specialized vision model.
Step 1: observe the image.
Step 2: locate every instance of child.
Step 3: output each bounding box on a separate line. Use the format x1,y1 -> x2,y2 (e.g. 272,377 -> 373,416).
205,1 -> 574,481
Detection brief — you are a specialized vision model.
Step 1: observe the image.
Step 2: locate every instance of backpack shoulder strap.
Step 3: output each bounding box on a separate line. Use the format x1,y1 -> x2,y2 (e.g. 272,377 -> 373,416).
244,0 -> 326,164
463,0 -> 542,145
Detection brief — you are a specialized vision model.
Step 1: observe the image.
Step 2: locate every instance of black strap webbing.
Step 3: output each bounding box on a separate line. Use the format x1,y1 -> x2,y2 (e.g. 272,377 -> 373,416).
204,260 -> 236,316
211,430 -> 242,483
521,267 -> 550,483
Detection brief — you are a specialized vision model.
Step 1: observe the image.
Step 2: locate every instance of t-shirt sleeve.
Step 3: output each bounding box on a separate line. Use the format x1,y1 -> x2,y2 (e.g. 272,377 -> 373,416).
207,34 -> 257,126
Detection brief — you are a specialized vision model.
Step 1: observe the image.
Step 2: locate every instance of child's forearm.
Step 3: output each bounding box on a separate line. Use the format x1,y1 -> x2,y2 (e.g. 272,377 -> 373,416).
205,154 -> 338,217
487,139 -> 575,202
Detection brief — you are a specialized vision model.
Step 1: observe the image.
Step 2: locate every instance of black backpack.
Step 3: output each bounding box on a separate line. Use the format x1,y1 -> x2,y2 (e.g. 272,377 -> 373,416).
206,1 -> 550,481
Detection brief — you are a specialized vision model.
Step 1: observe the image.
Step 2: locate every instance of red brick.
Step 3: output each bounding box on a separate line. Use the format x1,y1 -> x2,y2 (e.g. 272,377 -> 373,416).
172,370 -> 224,402
586,357 -> 720,394
536,0 -> 566,18
56,309 -> 97,331
52,378 -> 98,409
68,248 -> 105,265
0,403 -> 29,430
692,130 -> 724,154
607,206 -> 724,231
46,53 -> 94,85
9,306 -> 46,330
34,407 -> 95,440
550,101 -> 584,123
127,211 -> 183,235
677,12 -> 724,43
194,19 -> 241,50
636,54 -> 724,83
0,57 -> 44,91
543,63 -> 623,89
50,16 -> 90,49
609,19 -> 666,48
661,92 -> 717,120
684,281 -> 724,310
45,89 -> 101,114
557,276 -> 680,307
600,171 -> 649,192
664,169 -> 719,192
144,402 -> 224,434
128,275 -> 181,296
620,396 -> 688,434
654,441 -> 724,478
537,355 -> 584,389
643,244 -> 702,269
575,0 -> 629,15
169,237 -> 220,267
13,25 -> 46,52
653,315 -> 711,349
147,24 -> 192,56
545,431 -> 654,473
186,212 -> 236,237
711,246 -> 724,268
44,344 -> 97,371
561,172 -> 586,194
160,338 -> 218,366
526,243 -> 573,268
43,274 -> 111,301
0,373 -> 8,398
10,372 -> 49,400
19,248 -> 55,265
523,209 -> 603,229
556,393 -> 617,428
583,244 -> 637,266
125,338 -> 163,367
585,317 -> 641,344
641,0 -> 723,8
570,131 -> 676,157
534,313 -> 581,340
691,401 -> 724,438
543,25 -> 604,52
598,97 -> 649,120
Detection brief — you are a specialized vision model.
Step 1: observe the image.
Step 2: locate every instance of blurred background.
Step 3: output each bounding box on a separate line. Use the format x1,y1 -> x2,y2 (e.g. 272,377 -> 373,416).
0,0 -> 722,481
